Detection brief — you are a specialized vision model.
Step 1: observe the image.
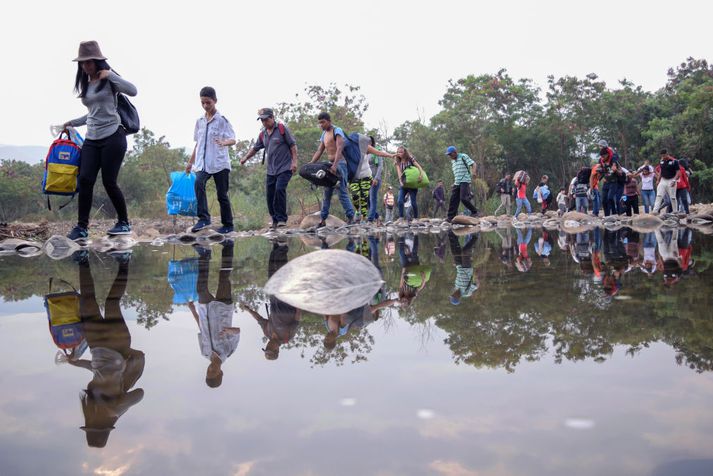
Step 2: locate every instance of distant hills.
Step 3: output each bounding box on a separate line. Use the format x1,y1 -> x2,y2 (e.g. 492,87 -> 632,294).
0,145 -> 47,164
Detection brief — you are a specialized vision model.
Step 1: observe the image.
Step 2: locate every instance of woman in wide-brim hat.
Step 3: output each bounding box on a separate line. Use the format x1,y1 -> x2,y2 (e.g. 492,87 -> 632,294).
62,40 -> 138,240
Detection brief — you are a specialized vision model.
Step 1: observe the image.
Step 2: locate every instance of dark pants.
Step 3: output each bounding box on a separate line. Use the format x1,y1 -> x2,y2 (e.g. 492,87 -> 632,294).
79,260 -> 131,353
615,183 -> 625,214
433,199 -> 446,216
447,183 -> 478,220
676,189 -> 690,214
602,182 -> 618,217
398,187 -> 419,219
266,171 -> 292,224
197,242 -> 233,305
78,128 -> 128,228
398,235 -> 420,268
448,230 -> 476,268
195,169 -> 233,227
624,195 -> 639,216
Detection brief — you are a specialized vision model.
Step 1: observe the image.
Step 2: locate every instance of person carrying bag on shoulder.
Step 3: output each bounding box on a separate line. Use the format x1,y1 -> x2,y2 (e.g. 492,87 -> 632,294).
62,41 -> 138,240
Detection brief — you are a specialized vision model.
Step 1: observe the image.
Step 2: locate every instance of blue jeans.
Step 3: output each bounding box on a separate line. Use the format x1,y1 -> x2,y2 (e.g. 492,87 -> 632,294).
368,179 -> 381,221
575,196 -> 588,213
321,161 -> 354,221
514,197 -> 532,216
641,189 -> 655,213
398,187 -> 419,219
602,182 -> 618,216
266,171 -> 292,224
591,189 -> 601,216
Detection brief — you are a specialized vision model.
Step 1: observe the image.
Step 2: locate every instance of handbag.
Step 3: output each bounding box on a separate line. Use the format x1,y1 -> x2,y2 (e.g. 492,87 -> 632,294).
110,83 -> 140,134
401,165 -> 430,189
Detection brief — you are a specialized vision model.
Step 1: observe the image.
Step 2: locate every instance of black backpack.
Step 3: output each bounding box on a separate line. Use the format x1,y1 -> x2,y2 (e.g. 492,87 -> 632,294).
299,162 -> 339,187
576,167 -> 592,185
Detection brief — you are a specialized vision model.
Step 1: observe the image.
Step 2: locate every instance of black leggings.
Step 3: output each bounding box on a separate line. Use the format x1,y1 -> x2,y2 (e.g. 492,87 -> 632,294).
78,128 -> 128,228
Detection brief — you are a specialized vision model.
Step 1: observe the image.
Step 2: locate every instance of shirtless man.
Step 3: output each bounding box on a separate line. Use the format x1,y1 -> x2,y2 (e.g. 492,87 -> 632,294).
310,112 -> 355,227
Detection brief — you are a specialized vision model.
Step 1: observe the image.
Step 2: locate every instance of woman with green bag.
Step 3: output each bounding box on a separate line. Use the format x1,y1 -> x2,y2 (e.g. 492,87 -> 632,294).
395,147 -> 426,221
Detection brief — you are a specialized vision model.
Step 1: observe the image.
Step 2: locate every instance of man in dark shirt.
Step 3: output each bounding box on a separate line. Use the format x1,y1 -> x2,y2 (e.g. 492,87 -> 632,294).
653,149 -> 680,214
240,108 -> 298,229
494,173 -> 514,216
432,180 -> 446,216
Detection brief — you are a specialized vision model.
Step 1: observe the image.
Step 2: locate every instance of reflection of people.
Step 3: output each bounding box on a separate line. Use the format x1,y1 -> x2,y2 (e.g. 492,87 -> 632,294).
323,300 -> 396,351
640,232 -> 658,276
397,234 -> 427,306
515,228 -> 532,273
655,229 -> 682,287
448,231 -> 478,305
241,241 -> 301,360
65,252 -> 145,448
496,228 -> 515,269
534,229 -> 553,266
187,242 -> 240,388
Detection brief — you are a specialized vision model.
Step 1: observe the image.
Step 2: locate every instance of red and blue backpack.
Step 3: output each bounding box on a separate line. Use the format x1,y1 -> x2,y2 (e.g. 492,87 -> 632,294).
42,131 -> 81,210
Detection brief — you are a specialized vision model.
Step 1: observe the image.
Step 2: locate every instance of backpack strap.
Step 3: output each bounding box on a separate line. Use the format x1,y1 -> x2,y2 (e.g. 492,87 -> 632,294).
261,123 -> 287,165
49,277 -> 78,294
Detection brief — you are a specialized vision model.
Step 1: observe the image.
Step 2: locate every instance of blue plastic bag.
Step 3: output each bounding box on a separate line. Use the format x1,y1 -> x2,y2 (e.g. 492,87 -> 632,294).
167,258 -> 199,304
166,171 -> 197,216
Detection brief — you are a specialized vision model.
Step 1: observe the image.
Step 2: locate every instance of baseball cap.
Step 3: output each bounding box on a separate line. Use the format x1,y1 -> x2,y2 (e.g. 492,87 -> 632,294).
597,139 -> 608,147
446,146 -> 457,155
257,108 -> 274,120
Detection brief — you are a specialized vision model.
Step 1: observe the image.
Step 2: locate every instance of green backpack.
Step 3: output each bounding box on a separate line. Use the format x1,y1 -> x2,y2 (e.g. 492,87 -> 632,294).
401,166 -> 430,189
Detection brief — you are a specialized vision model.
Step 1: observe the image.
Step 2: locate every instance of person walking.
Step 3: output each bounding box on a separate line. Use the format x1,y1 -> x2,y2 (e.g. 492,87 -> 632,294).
432,180 -> 446,217
445,146 -> 478,222
64,41 -> 138,240
240,108 -> 298,229
366,146 -> 385,223
494,173 -> 514,216
652,149 -> 680,215
349,136 -> 394,223
513,171 -> 532,218
394,147 -> 425,221
676,160 -> 691,214
533,175 -> 551,215
383,186 -> 396,223
186,87 -> 237,233
309,112 -> 356,227
623,173 -> 640,216
636,160 -> 656,213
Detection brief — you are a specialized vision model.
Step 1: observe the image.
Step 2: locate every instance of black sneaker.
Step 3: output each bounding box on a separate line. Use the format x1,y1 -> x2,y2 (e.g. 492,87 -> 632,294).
71,250 -> 89,265
217,225 -> 234,234
191,220 -> 211,233
67,225 -> 89,241
108,249 -> 132,265
193,244 -> 212,259
317,220 -> 327,229
276,222 -> 287,229
107,221 -> 132,235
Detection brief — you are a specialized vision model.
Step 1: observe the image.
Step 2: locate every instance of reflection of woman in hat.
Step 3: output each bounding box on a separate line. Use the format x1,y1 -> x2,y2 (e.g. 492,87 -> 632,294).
62,40 -> 138,241
66,255 -> 145,448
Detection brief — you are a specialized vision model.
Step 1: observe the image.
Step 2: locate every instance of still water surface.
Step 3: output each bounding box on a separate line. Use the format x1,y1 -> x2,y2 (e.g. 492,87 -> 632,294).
1,228 -> 712,476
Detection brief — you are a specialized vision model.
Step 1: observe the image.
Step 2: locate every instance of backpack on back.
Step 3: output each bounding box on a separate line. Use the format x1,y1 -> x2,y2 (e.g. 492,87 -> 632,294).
258,123 -> 287,165
42,131 -> 82,210
334,130 -> 364,182
44,278 -> 86,356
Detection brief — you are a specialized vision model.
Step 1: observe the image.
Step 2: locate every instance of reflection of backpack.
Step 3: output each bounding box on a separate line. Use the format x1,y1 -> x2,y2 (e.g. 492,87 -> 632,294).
42,131 -> 82,210
44,278 -> 85,355
404,264 -> 432,288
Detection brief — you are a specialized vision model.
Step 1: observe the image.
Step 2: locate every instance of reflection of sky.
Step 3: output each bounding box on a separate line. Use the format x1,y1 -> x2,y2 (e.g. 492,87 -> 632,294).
2,305 -> 713,475
2,231 -> 713,475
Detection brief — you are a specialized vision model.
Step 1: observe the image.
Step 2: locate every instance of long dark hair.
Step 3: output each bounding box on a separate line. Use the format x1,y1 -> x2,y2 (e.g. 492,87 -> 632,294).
74,59 -> 112,98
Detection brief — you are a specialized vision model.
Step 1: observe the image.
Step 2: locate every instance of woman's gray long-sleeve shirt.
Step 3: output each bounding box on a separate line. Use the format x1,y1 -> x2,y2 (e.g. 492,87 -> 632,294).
69,71 -> 137,140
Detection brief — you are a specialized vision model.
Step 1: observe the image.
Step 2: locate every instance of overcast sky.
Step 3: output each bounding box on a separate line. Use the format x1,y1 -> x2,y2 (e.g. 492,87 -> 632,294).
1,0 -> 711,153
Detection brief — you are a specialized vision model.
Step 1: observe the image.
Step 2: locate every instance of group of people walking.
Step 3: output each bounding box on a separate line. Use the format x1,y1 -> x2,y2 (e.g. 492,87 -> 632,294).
493,140 -> 694,219
60,41 -> 696,242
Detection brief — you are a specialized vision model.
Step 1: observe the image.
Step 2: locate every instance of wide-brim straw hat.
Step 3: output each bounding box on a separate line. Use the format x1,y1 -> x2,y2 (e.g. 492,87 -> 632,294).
73,41 -> 107,62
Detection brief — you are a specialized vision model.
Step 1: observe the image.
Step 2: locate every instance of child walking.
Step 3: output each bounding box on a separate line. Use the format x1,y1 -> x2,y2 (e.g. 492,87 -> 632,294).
186,87 -> 236,233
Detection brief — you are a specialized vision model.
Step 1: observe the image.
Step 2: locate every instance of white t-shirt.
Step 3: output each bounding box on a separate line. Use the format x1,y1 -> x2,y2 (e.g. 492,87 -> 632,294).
354,134 -> 373,180
193,111 -> 236,174
197,301 -> 240,362
638,165 -> 655,190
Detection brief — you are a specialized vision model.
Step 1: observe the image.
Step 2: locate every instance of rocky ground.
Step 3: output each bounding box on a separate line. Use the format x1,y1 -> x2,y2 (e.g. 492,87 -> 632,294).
1,204 -> 712,258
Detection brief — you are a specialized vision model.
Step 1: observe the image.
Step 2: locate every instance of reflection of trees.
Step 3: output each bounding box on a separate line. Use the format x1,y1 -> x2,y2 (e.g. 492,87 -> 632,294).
280,314 -> 375,367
